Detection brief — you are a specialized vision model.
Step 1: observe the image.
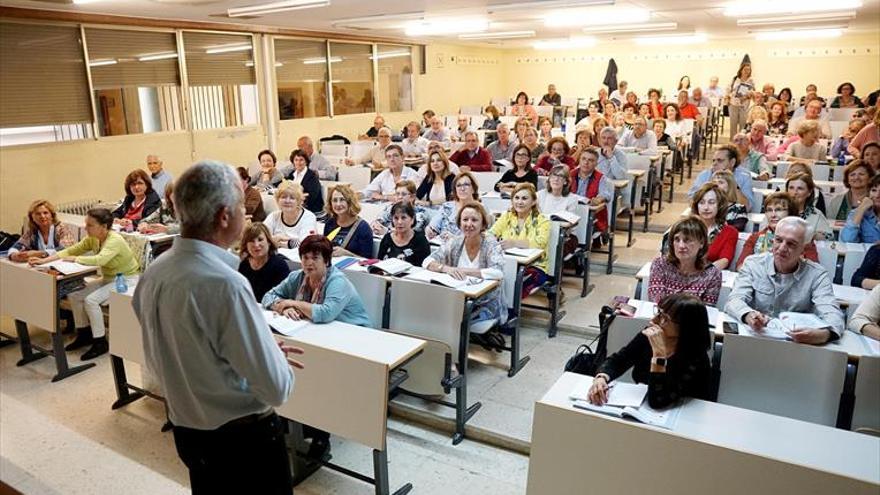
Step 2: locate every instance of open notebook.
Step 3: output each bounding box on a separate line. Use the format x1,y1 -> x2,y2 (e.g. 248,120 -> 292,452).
743,312 -> 832,340
569,381 -> 679,429
262,310 -> 309,337
35,260 -> 95,276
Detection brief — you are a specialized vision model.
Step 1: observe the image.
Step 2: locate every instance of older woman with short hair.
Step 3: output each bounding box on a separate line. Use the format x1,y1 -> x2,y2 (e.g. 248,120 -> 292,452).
264,181 -> 318,249
113,169 -> 162,230
8,199 -> 76,262
251,149 -> 284,189
238,222 -> 290,302
371,180 -> 430,235
323,184 -> 373,258
649,217 -> 721,305
830,160 -> 876,221
786,120 -> 826,164
535,137 -> 576,175
538,164 -> 578,214
377,202 -> 431,266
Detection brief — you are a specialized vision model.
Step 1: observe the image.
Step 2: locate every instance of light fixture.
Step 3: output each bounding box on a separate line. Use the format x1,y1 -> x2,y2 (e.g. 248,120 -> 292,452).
370,50 -> 411,60
544,7 -> 650,28
88,59 -> 117,67
736,11 -> 856,26
459,30 -> 536,40
137,52 -> 179,62
634,33 -> 707,45
404,19 -> 489,36
205,43 -> 253,54
582,22 -> 676,34
331,11 -> 425,27
533,37 -> 597,50
754,28 -> 843,40
245,61 -> 283,67
488,0 -> 613,13
72,0 -> 104,4
724,1 -> 862,17
227,0 -> 330,17
302,56 -> 343,64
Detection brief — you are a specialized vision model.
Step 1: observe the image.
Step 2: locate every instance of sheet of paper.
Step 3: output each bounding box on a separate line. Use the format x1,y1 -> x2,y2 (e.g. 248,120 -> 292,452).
505,248 -> 543,258
43,260 -> 95,275
550,211 -> 579,224
262,310 -> 309,337
833,284 -> 869,305
570,381 -> 648,408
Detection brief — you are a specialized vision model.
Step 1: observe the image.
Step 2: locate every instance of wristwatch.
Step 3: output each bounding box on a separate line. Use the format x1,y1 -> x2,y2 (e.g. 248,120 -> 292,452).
651,357 -> 667,367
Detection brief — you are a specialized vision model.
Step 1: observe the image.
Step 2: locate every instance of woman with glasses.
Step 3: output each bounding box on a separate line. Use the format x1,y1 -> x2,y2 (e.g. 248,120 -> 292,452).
371,180 -> 431,235
427,171 -> 481,241
323,184 -> 373,258
495,144 -> 538,194
648,217 -> 721,305
587,293 -> 712,409
538,165 -> 579,215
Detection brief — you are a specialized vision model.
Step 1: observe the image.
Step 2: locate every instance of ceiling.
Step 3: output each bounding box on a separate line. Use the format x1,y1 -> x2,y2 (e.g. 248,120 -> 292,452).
1,0 -> 878,47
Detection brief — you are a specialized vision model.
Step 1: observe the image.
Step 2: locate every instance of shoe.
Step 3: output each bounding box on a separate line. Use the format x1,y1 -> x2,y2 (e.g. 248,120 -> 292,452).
65,327 -> 93,351
484,330 -> 506,353
81,336 -> 108,361
306,437 -> 331,462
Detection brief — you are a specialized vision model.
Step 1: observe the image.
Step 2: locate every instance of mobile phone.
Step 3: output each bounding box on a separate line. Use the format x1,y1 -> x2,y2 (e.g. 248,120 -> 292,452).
722,321 -> 739,334
617,304 -> 637,317
612,295 -> 630,305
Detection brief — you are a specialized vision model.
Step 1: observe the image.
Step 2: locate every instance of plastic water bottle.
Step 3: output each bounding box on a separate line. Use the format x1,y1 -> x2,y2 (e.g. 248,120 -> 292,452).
115,273 -> 128,293
837,152 -> 846,167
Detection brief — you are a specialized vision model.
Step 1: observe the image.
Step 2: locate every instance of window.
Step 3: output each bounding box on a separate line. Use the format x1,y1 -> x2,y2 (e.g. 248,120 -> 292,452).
274,38 -> 329,120
85,28 -> 183,136
328,42 -> 375,116
0,22 -> 92,146
182,32 -> 259,130
376,45 -> 413,113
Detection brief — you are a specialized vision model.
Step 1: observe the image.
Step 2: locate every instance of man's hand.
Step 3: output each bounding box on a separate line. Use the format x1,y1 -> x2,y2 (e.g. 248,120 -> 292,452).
787,327 -> 831,345
745,311 -> 770,331
277,342 -> 305,369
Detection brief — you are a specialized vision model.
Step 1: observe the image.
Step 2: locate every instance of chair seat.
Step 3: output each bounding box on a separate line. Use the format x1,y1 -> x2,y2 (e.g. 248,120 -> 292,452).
470,319 -> 498,335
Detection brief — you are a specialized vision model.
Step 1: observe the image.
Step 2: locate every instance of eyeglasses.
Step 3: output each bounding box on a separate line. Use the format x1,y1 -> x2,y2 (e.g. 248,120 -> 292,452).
653,306 -> 676,324
456,182 -> 473,189
514,152 -> 530,158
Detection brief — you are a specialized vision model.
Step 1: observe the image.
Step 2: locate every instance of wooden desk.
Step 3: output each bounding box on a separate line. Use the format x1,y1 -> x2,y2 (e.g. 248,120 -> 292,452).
527,373 -> 880,495
108,290 -> 424,495
0,259 -> 99,381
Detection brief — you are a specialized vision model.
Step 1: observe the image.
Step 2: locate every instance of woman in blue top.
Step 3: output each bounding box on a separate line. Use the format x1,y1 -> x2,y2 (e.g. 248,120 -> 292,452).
322,183 -> 373,258
262,234 -> 372,328
841,174 -> 880,244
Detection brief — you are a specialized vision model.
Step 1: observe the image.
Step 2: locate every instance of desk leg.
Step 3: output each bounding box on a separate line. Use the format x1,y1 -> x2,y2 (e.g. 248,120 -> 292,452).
508,267 -> 531,375
607,193 -> 618,274
626,180 -> 636,248
14,320 -> 49,366
373,449 -> 412,495
581,209 -> 593,297
110,355 -> 145,409
643,167 -> 654,232
454,303 -> 482,445
657,158 -> 666,212
50,328 -> 95,382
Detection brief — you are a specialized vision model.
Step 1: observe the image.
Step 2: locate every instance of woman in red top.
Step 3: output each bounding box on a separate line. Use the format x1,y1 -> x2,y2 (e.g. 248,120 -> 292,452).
691,183 -> 737,270
647,88 -> 664,120
112,169 -> 161,230
534,136 -> 576,175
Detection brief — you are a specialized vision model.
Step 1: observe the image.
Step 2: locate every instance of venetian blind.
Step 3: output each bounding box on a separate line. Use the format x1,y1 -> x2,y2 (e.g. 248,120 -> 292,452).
183,32 -> 255,86
85,28 -> 179,89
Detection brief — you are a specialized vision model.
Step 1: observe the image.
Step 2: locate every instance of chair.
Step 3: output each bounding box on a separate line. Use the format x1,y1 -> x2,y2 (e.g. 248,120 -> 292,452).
469,115 -> 487,129
344,270 -> 387,330
605,314 -> 651,383
535,106 -> 553,118
459,105 -> 482,115
852,355 -> 880,435
842,243 -> 869,287
815,241 -> 841,282
732,232 -> 750,271
490,97 -> 509,109
320,142 -> 348,158
717,333 -> 849,426
829,108 -> 857,122
337,166 -> 371,192
472,172 -> 503,194
829,121 -> 849,143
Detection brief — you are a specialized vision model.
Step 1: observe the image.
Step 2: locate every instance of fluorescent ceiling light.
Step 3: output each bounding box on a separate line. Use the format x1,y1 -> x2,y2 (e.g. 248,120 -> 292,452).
404,19 -> 489,36
302,56 -> 342,64
544,7 -> 649,28
459,30 -> 536,40
736,11 -> 856,26
370,50 -> 411,60
205,43 -> 253,54
137,52 -> 178,62
634,33 -> 707,45
332,12 -> 424,26
724,1 -> 862,17
582,22 -> 676,34
227,0 -> 330,17
533,37 -> 597,50
88,59 -> 117,67
245,61 -> 283,67
488,0 -> 613,13
72,0 -> 103,4
754,28 -> 843,40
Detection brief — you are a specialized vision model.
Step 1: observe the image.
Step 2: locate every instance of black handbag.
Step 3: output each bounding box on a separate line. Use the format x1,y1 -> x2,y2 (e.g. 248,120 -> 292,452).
0,231 -> 20,252
564,306 -> 615,376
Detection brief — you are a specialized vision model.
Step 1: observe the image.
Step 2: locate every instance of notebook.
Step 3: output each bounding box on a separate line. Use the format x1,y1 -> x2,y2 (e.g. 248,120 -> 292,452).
367,258 -> 413,276
550,211 -> 579,224
569,381 -> 648,408
37,260 -> 95,276
262,310 -> 309,337
505,247 -> 543,258
572,400 -> 680,429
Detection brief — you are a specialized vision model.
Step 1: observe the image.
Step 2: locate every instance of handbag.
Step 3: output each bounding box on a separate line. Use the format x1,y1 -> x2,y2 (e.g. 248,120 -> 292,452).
563,305 -> 615,376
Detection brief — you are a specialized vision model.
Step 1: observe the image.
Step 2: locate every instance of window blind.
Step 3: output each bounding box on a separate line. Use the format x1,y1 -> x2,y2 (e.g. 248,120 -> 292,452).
183,32 -> 255,86
85,28 -> 179,89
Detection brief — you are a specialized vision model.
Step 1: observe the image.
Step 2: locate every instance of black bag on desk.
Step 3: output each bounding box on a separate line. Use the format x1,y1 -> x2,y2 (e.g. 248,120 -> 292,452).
0,231 -> 20,252
563,305 -> 615,376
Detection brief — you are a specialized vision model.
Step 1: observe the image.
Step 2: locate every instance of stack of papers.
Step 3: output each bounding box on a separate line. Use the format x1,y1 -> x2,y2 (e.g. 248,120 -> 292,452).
367,258 -> 412,276
569,381 -> 647,408
550,211 -> 579,224
37,260 -> 95,275
569,380 -> 678,429
262,310 -> 309,336
404,269 -> 482,290
505,248 -> 543,258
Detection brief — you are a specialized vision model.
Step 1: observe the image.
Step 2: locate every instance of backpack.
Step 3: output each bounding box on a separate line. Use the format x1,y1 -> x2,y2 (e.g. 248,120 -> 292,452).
563,305 -> 616,376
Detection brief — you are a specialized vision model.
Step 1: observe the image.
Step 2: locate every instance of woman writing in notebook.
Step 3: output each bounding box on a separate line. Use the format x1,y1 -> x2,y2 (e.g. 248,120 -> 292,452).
587,293 -> 712,409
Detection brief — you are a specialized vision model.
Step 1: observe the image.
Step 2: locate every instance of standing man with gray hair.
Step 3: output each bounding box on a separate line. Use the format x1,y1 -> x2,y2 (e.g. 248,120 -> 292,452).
146,154 -> 173,196
725,216 -> 844,345
134,161 -> 303,494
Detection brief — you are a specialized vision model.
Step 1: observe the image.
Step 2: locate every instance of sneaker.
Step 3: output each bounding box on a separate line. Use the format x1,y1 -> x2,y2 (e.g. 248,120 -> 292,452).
81,337 -> 108,361
65,327 -> 93,351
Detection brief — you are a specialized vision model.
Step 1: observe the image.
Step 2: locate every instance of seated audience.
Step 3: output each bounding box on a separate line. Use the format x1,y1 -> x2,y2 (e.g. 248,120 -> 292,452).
575,101 -> 602,128
348,127 -> 393,169
264,181 -> 318,249
362,145 -> 420,200
421,109 -> 435,131
489,183 -> 551,295
32,208 -> 138,360
238,222 -> 290,302
609,81 -> 627,105
776,87 -> 794,114
619,117 -> 657,152
486,123 -> 517,162
482,105 -> 501,130
588,293 -> 712,409
829,160 -> 875,221
862,142 -> 880,172
510,91 -> 538,123
537,116 -> 553,144
725,216 -> 845,344
416,150 -> 455,206
251,149 -> 284,189
514,117 -> 531,141
766,101 -> 789,136
371,180 -> 430,235
427,171 -> 480,240
785,120 -> 826,164
830,82 -> 864,108
689,183 -> 738,270
495,144 -> 538,193
263,234 -> 372,327
689,145 -> 754,211
521,127 -> 545,163
788,99 -> 831,139
733,132 -> 770,181
112,169 -> 162,230
570,148 -> 612,239
286,149 -> 324,214
422,116 -> 451,145
593,86 -> 610,110
323,184 -> 373,258
848,113 -> 879,158
676,90 -> 700,120
852,243 -> 880,289
786,173 -> 831,240
796,84 -> 827,110
449,131 -> 493,172
841,174 -> 880,243
712,170 -> 748,231
450,115 -> 473,142
611,112 -> 627,138
748,120 -> 778,161
297,136 -> 336,180
744,104 -> 768,133
705,76 -> 724,100
535,137 -> 575,175
736,192 -> 819,269
569,128 -> 593,162
690,88 -> 711,108
541,84 -> 562,106
663,103 -> 686,144
647,89 -> 664,119
597,126 -> 630,204
361,114 -> 385,139
138,182 -> 179,235
146,154 -> 173,196
8,199 -> 75,262
621,103 -> 638,128
649,218 -> 721,305
377,202 -> 431,266
400,121 -> 430,157
653,120 -> 677,150
589,117 -> 608,147
831,118 -> 867,159
539,164 -> 579,214
237,167 -> 267,222
848,285 -> 880,341
603,101 -> 617,123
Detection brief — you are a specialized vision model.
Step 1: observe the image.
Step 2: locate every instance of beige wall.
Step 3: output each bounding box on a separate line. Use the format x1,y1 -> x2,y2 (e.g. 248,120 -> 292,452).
499,33 -> 880,103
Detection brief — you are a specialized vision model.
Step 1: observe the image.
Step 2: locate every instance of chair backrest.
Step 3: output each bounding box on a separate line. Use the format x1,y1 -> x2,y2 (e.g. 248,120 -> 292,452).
625,153 -> 652,171
320,142 -> 349,158
535,106 -> 553,118
473,172 -> 504,195
393,335 -> 451,396
120,233 -> 151,273
732,232 -> 750,272
636,261 -> 650,300
470,115 -> 487,129
358,201 -> 385,225
481,194 -> 509,216
502,255 -> 519,310
681,119 -> 695,136
812,164 -> 831,182
829,108 -> 857,121
852,355 -> 880,433
344,270 -> 387,330
349,141 -> 376,160
815,241 -> 841,279
499,115 -> 518,128
831,165 -> 845,181
460,105 -> 483,115
829,120 -> 849,142
546,221 -> 562,276
337,166 -> 372,191
842,243 -> 869,286
606,315 -> 651,383
491,97 -> 509,109
561,97 -> 578,107
572,203 -> 589,245
718,333 -> 848,426
388,279 -> 465,361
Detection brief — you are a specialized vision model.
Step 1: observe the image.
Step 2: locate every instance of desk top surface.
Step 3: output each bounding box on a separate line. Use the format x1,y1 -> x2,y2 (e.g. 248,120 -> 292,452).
540,372 -> 880,485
